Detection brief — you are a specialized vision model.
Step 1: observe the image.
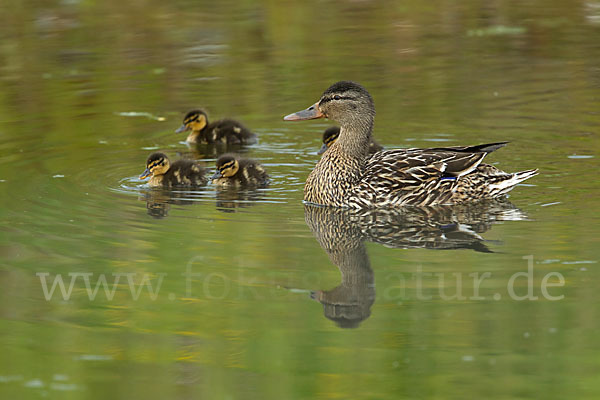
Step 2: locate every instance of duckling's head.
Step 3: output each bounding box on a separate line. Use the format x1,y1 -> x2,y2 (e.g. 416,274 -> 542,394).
318,127 -> 341,155
175,109 -> 208,134
284,81 -> 375,129
212,154 -> 240,180
140,152 -> 170,180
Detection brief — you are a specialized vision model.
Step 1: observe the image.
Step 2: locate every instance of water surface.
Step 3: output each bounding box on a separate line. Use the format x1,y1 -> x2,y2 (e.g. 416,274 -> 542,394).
1,1 -> 599,399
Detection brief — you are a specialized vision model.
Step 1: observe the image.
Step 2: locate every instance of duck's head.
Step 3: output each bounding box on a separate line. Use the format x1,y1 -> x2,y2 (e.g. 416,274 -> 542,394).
284,81 -> 375,129
140,152 -> 170,180
175,109 -> 208,134
318,127 -> 341,155
212,154 -> 240,180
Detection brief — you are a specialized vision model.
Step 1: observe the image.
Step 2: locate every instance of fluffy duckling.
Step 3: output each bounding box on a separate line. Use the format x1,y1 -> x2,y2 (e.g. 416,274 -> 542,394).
140,152 -> 207,187
175,109 -> 257,145
211,154 -> 269,187
318,126 -> 383,155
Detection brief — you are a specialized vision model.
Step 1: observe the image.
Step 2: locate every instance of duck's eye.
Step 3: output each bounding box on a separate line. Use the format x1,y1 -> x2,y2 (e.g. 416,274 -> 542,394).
334,95 -> 341,100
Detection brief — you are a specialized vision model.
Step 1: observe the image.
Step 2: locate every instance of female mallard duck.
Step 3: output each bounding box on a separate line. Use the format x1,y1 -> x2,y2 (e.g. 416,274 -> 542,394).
211,154 -> 269,187
140,152 -> 207,187
175,109 -> 257,145
284,81 -> 538,208
319,126 -> 383,155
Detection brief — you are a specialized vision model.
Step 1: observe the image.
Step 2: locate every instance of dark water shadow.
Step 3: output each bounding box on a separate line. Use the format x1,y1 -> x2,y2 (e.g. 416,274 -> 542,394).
303,199 -> 529,329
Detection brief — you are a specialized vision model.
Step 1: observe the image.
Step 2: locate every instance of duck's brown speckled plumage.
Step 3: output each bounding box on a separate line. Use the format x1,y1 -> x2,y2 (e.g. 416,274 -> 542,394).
285,81 -> 538,208
140,152 -> 207,188
319,126 -> 383,155
176,109 -> 257,145
211,154 -> 269,187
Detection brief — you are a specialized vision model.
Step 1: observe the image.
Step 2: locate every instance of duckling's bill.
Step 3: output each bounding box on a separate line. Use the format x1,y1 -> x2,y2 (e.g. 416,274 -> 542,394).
139,168 -> 152,180
211,170 -> 222,180
175,124 -> 188,133
283,102 -> 324,121
317,143 -> 329,155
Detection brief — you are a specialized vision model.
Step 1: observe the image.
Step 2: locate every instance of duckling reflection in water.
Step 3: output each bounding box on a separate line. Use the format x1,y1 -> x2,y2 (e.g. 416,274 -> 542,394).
143,189 -> 203,218
303,200 -> 530,329
211,154 -> 270,188
318,126 -> 383,155
175,109 -> 257,145
214,186 -> 266,213
146,196 -> 171,218
140,152 -> 207,187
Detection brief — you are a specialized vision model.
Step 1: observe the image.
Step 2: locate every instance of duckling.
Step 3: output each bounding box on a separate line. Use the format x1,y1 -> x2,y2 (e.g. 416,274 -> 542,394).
284,81 -> 538,208
175,109 -> 257,145
140,152 -> 207,187
211,154 -> 269,187
318,126 -> 383,155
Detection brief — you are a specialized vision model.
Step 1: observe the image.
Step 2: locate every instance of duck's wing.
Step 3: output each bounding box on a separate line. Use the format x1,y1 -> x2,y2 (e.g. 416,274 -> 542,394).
356,144 -> 507,206
428,141 -> 508,154
368,146 -> 490,179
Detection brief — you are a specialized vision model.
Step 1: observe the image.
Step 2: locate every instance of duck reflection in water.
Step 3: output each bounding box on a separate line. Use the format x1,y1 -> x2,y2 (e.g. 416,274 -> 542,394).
303,199 -> 529,329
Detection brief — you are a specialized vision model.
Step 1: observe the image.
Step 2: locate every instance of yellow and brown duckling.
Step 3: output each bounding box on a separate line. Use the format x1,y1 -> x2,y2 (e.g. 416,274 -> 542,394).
140,152 -> 207,187
211,154 -> 269,187
284,81 -> 538,208
319,126 -> 383,155
175,109 -> 257,145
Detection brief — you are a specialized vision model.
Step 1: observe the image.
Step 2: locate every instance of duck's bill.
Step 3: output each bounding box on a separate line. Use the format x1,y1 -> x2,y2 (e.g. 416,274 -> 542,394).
211,171 -> 222,180
317,143 -> 329,155
283,102 -> 324,121
310,290 -> 323,301
175,124 -> 188,133
139,168 -> 152,180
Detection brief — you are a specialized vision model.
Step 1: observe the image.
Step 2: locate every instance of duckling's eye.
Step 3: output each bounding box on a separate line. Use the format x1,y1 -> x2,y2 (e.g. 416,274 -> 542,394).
334,95 -> 341,100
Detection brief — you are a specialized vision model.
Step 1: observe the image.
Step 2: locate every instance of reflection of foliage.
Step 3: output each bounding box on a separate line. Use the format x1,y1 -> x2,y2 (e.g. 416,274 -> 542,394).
3,0 -> 598,143
467,26 -> 526,37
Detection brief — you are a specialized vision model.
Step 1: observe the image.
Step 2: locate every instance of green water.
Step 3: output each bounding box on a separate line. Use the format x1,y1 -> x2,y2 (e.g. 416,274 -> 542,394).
1,0 -> 599,399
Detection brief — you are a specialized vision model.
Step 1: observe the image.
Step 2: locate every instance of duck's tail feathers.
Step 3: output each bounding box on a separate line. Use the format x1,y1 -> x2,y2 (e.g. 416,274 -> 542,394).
467,141 -> 510,153
437,141 -> 509,154
490,169 -> 538,196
